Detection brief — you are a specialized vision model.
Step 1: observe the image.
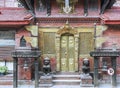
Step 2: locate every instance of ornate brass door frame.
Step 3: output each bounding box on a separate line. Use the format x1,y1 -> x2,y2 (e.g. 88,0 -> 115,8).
56,22 -> 79,71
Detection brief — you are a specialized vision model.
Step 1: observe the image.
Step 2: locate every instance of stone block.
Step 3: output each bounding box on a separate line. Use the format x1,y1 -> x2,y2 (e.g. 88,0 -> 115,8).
39,75 -> 53,87
80,74 -> 94,87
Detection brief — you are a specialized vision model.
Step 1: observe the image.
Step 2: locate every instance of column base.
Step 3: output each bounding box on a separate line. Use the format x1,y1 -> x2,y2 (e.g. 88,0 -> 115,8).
80,74 -> 94,87
39,75 -> 53,87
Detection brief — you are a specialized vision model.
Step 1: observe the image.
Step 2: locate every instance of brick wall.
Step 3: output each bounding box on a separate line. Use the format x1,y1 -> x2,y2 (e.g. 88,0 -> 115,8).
103,25 -> 120,74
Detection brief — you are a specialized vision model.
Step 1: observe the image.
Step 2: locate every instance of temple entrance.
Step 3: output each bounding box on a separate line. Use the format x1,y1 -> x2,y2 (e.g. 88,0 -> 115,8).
55,22 -> 79,72
60,35 -> 75,72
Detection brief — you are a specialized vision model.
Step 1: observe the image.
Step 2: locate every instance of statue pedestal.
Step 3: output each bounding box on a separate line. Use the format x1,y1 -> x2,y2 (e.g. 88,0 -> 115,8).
80,74 -> 94,87
39,75 -> 53,87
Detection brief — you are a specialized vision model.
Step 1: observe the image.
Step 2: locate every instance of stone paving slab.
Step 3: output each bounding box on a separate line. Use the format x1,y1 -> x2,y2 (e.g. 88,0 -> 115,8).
0,84 -> 120,88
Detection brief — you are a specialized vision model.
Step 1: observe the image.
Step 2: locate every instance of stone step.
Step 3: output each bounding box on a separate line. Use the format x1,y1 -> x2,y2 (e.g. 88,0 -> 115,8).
52,72 -> 81,85
0,76 -> 13,80
53,79 -> 81,85
0,80 -> 13,85
55,72 -> 79,75
53,75 -> 80,78
0,74 -> 13,85
18,80 -> 34,85
39,84 -> 53,87
39,72 -> 81,85
53,79 -> 81,82
53,74 -> 80,80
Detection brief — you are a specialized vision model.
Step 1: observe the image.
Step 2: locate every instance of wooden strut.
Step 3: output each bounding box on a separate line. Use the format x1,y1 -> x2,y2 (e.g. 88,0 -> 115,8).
100,0 -> 110,14
84,0 -> 89,16
40,0 -> 51,16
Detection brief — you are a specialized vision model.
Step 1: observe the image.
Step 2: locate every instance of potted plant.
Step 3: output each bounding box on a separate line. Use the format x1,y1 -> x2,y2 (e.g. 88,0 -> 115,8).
0,66 -> 8,76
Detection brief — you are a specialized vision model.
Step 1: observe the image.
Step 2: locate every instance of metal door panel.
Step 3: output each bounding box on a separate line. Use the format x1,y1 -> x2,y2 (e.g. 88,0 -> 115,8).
61,58 -> 68,71
68,36 -> 75,71
60,35 -> 75,72
61,36 -> 68,71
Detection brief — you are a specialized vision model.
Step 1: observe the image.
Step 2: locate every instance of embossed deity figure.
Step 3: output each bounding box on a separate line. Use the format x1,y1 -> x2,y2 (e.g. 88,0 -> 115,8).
43,57 -> 51,75
82,58 -> 90,75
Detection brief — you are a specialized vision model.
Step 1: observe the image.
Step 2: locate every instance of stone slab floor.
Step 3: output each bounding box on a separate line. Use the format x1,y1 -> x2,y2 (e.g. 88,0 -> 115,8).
0,84 -> 120,88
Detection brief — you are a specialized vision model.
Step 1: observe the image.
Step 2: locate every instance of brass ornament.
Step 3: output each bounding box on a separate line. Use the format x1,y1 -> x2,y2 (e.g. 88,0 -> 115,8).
57,21 -> 78,35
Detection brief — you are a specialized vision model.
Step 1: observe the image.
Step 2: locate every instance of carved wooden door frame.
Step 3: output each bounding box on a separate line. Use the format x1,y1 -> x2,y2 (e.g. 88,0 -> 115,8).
55,22 -> 79,71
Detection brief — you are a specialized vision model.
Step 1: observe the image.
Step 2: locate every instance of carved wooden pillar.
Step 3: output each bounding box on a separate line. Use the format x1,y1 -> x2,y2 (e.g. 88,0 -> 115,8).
13,57 -> 18,88
56,35 -> 60,71
111,56 -> 116,87
94,56 -> 99,87
35,58 -> 39,88
74,35 -> 79,71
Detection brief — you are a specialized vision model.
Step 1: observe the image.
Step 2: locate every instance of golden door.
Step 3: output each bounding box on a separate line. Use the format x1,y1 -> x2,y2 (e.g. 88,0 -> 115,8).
60,35 -> 75,72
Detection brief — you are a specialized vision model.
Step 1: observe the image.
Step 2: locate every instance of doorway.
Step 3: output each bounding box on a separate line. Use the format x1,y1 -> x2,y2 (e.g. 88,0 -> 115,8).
60,35 -> 75,72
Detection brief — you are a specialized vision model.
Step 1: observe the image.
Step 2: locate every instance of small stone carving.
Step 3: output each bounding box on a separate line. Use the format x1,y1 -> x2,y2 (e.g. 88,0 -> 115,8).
82,58 -> 90,75
40,57 -> 53,87
43,57 -> 51,75
80,58 -> 93,87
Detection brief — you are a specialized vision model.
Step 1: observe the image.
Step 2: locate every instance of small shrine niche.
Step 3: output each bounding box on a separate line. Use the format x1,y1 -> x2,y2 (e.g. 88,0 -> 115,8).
20,36 -> 26,47
56,0 -> 78,14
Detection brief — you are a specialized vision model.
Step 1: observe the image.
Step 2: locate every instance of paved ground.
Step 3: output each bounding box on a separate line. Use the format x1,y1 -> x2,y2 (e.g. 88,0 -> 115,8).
0,84 -> 120,88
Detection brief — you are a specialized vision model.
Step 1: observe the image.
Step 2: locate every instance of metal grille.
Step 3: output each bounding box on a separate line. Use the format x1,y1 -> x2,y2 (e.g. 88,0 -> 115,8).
79,32 -> 94,54
43,32 -> 55,54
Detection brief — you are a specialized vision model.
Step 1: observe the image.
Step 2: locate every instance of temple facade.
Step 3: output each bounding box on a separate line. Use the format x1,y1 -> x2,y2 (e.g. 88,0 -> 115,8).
0,0 -> 120,87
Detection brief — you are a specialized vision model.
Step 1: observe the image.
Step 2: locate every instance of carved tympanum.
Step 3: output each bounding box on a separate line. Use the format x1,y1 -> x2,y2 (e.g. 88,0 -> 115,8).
57,21 -> 78,35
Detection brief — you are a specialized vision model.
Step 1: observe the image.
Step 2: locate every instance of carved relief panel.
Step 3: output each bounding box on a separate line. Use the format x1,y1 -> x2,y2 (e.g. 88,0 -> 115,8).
68,36 -> 75,71
56,0 -> 78,13
79,32 -> 94,55
39,28 -> 58,58
60,36 -> 68,71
